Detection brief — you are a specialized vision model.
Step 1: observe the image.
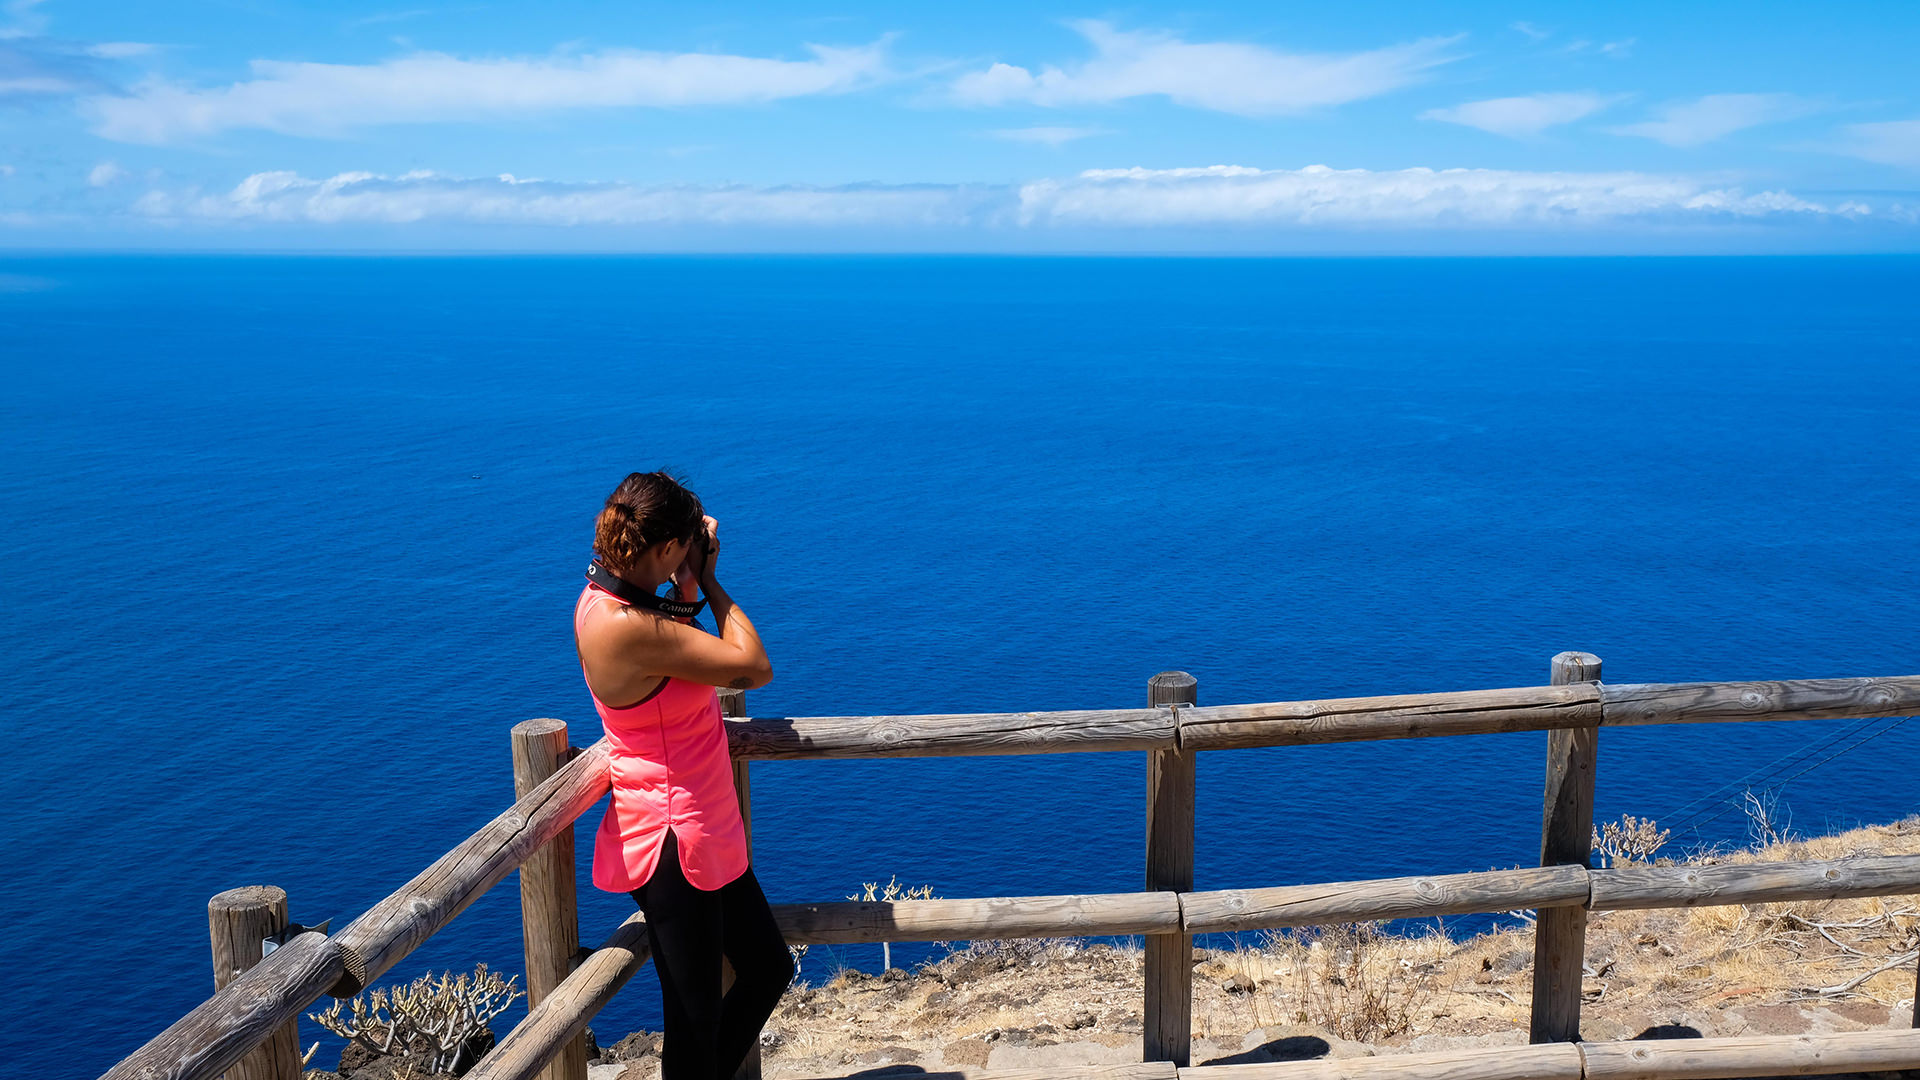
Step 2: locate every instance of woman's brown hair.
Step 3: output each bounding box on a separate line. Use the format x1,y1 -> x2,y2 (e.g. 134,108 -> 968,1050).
593,471 -> 704,578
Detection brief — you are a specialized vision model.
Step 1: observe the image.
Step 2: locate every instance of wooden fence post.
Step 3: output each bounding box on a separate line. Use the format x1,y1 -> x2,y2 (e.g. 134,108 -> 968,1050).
512,719 -> 586,1080
208,885 -> 303,1080
718,687 -> 763,1080
1145,670 -> 1197,1066
1530,652 -> 1602,1044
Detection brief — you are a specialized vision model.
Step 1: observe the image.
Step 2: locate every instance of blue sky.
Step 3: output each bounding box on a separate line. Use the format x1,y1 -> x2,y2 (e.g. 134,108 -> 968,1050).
4,0 -> 1919,251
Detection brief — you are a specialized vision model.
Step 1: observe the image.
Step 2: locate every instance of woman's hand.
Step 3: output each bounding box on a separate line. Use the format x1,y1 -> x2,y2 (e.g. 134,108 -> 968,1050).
669,515 -> 717,600
696,515 -> 720,588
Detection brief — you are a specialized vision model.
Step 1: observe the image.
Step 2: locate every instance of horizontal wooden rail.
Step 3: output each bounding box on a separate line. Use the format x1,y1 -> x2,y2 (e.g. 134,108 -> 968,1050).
1177,685 -> 1603,751
726,708 -> 1175,759
1589,854 -> 1920,910
102,932 -> 345,1080
1168,1028 -> 1920,1080
328,739 -> 613,996
754,853 -> 1920,945
1600,676 -> 1920,727
1578,1028 -> 1920,1079
465,913 -> 653,1080
1181,865 -> 1590,934
774,891 -> 1182,944
1181,1043 -> 1585,1080
716,674 -> 1920,759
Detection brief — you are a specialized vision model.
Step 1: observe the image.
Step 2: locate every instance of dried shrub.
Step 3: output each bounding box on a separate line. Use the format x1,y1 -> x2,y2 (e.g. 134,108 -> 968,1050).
1742,789 -> 1795,850
1592,814 -> 1672,868
1265,922 -> 1437,1043
846,875 -> 940,972
309,963 -> 524,1075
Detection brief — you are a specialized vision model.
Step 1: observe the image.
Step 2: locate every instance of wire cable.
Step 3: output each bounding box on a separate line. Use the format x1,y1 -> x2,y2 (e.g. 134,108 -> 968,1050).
1673,715 -> 1914,838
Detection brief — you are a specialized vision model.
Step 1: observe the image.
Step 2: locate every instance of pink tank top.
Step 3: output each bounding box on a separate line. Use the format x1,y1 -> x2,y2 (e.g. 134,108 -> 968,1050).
576,584 -> 751,893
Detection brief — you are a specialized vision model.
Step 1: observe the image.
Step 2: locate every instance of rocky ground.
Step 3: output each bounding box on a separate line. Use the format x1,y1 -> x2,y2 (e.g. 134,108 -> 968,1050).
308,818 -> 1920,1080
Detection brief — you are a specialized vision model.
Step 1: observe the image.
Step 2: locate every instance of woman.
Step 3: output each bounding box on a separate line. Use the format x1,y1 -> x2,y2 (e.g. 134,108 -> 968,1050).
574,470 -> 793,1080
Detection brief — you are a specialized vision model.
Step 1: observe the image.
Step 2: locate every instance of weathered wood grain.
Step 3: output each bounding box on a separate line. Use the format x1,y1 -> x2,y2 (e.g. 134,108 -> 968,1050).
104,932 -> 344,1080
723,708 -> 1175,759
789,1065 -> 1179,1080
773,891 -> 1182,945
463,913 -> 653,1080
510,719 -> 585,1080
1590,854 -> 1920,910
1146,671 -> 1198,1067
1182,865 -> 1591,934
1532,652 -> 1601,1045
328,738 -> 613,995
1600,675 -> 1920,727
1178,1043 -> 1585,1080
1579,1027 -> 1920,1079
1177,685 -> 1603,751
206,885 -> 303,1080
718,687 -> 762,1080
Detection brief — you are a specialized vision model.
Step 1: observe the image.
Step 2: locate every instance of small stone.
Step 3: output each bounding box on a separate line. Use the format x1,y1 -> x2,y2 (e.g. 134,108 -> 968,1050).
1193,947 -> 1211,963
926,990 -> 952,1005
603,1031 -> 661,1061
880,967 -> 907,982
1223,972 -> 1255,994
853,1045 -> 922,1065
1065,1011 -> 1096,1030
943,1039 -> 992,1067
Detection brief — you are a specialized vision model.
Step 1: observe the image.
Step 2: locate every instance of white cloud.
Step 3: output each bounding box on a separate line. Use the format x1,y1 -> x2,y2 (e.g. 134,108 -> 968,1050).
951,20 -> 1460,115
1015,164 -> 1870,227
1,0 -> 50,37
988,125 -> 1110,146
86,41 -> 157,59
0,163 -> 14,177
0,36 -> 119,98
1422,92 -> 1622,138
87,160 -> 126,186
1829,119 -> 1920,170
88,41 -> 892,144
1609,93 -> 1814,147
134,170 -> 999,227
1511,22 -> 1551,42
127,164 -> 1884,234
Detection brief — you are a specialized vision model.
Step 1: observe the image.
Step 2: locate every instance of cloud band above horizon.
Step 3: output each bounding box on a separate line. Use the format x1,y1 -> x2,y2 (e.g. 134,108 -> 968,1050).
125,164 -> 1894,232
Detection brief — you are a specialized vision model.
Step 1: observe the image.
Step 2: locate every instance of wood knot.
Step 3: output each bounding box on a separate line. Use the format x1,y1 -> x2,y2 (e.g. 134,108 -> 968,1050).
1222,894 -> 1248,913
1413,879 -> 1443,901
1738,689 -> 1768,710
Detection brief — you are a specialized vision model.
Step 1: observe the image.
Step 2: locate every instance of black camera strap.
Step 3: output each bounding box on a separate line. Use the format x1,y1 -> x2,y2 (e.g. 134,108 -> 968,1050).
585,560 -> 707,619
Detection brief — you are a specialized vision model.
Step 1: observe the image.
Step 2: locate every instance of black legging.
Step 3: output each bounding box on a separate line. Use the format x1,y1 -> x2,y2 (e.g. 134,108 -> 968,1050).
629,827 -> 795,1080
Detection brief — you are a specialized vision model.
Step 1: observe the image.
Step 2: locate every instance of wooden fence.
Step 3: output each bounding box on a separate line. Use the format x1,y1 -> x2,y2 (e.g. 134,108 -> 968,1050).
104,656 -> 1920,1080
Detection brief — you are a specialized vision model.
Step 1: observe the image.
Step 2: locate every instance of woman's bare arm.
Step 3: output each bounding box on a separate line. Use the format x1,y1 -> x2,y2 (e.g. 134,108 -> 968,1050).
576,516 -> 771,696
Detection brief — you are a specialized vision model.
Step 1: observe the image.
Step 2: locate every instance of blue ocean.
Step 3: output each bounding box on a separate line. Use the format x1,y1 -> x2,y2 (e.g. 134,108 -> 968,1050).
5,255 -> 1918,1077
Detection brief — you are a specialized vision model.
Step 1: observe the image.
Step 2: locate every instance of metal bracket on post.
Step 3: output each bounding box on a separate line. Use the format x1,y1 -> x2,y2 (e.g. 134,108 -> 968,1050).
260,918 -> 332,958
